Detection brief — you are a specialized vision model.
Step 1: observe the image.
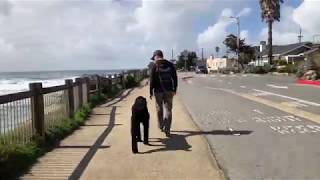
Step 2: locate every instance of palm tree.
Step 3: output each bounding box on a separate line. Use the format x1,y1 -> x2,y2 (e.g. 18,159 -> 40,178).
215,46 -> 220,58
260,0 -> 283,65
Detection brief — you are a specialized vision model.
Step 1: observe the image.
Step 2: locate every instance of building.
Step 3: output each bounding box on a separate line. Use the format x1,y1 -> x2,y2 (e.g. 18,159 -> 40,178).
252,41 -> 313,66
304,45 -> 320,73
206,56 -> 235,73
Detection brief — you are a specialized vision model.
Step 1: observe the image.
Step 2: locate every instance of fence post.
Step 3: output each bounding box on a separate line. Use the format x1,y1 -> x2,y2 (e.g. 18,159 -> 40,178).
29,83 -> 45,137
75,78 -> 83,108
65,79 -> 74,118
85,77 -> 90,103
121,72 -> 126,89
107,75 -> 112,93
96,75 -> 101,97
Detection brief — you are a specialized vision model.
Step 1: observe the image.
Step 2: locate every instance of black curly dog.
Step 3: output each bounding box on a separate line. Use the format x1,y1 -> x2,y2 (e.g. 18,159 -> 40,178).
131,96 -> 150,153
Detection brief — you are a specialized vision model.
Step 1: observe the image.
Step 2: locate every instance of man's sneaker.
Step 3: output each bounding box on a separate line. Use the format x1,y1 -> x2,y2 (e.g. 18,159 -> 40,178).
159,125 -> 165,132
143,141 -> 149,145
165,131 -> 171,137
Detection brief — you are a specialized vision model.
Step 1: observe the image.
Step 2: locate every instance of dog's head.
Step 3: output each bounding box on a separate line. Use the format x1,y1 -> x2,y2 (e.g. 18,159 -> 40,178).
133,96 -> 147,111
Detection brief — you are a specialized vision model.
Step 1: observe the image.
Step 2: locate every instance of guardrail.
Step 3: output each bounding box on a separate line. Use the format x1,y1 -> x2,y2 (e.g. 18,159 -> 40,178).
0,69 -> 148,144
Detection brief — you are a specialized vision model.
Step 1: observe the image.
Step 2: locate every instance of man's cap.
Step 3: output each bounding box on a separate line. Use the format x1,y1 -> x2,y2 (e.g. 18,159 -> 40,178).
151,50 -> 163,60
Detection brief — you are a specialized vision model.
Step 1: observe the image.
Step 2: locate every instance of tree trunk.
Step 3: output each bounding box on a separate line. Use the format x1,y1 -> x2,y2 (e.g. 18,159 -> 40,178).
268,20 -> 273,65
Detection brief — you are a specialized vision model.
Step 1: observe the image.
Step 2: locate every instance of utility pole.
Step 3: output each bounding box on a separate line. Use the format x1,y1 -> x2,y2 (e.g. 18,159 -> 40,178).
298,28 -> 303,43
201,48 -> 204,61
171,49 -> 174,60
229,16 -> 240,68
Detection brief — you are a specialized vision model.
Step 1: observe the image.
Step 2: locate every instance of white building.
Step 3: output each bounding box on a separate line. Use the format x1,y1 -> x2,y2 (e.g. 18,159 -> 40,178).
206,56 -> 235,73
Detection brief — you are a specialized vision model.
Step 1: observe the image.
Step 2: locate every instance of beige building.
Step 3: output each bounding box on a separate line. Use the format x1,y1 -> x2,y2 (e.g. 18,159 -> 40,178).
206,56 -> 235,73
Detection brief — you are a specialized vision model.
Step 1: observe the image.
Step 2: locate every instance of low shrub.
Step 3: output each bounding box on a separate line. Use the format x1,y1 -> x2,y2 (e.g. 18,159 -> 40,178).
277,64 -> 298,74
0,103 -> 95,179
125,75 -> 138,88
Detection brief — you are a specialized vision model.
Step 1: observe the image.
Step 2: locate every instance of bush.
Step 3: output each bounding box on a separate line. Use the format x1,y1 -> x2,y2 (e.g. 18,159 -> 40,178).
277,64 -> 298,74
0,102 -> 94,179
125,75 -> 138,88
249,66 -> 268,74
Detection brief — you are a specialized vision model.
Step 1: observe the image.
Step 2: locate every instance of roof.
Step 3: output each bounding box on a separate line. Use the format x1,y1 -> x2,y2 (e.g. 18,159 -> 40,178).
304,47 -> 320,55
258,42 -> 312,57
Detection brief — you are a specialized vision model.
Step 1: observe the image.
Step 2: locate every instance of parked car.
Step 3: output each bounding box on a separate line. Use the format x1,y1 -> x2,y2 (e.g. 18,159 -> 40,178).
195,66 -> 208,74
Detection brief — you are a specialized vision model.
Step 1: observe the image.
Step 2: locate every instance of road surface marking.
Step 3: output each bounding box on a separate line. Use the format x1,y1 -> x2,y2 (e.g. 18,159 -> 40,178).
252,89 -> 320,107
252,92 -> 269,97
281,101 -> 308,108
228,82 -> 232,85
205,87 -> 320,124
240,86 -> 247,89
253,115 -> 302,123
253,109 -> 264,114
269,125 -> 320,135
266,84 -> 288,89
218,80 -> 223,82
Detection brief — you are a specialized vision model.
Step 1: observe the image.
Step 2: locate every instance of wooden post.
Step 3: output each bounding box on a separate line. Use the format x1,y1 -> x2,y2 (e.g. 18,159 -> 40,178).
121,72 -> 126,89
113,74 -> 118,84
107,75 -> 112,93
75,78 -> 83,107
65,79 -> 74,118
96,75 -> 101,97
85,77 -> 90,103
29,83 -> 45,137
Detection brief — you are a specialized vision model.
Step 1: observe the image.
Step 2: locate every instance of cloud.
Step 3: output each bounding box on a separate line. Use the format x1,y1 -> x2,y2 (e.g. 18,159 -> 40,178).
0,0 -> 12,16
197,8 -> 251,56
197,9 -> 233,51
293,0 -> 320,37
237,7 -> 251,17
0,0 -> 260,71
258,1 -> 320,45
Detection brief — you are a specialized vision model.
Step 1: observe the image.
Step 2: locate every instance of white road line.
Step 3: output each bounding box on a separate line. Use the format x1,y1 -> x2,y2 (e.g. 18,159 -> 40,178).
240,86 -> 247,89
228,82 -> 232,85
252,89 -> 320,107
266,84 -> 288,89
253,109 -> 264,114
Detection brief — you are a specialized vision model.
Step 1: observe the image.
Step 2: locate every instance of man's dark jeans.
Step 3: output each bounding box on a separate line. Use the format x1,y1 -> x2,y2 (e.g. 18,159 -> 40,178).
155,92 -> 173,133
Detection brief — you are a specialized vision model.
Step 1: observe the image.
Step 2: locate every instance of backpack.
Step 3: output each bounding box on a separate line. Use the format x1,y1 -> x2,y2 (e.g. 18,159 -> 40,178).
155,60 -> 174,92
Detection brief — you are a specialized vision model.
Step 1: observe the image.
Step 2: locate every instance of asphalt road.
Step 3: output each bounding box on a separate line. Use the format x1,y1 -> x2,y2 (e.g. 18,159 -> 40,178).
177,73 -> 320,180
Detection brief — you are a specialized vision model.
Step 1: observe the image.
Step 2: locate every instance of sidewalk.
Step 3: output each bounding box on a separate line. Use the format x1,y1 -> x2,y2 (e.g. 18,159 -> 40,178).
22,83 -> 224,180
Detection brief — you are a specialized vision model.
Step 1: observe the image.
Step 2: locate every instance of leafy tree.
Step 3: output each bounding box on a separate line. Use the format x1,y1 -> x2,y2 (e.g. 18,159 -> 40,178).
260,0 -> 284,65
215,46 -> 220,57
176,50 -> 197,71
223,34 -> 255,67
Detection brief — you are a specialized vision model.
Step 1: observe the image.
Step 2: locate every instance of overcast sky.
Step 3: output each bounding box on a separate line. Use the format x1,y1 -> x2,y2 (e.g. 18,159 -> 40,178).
0,0 -> 319,72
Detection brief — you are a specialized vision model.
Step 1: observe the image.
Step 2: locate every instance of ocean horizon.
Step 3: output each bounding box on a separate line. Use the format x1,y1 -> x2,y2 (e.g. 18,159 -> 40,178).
0,69 -> 125,96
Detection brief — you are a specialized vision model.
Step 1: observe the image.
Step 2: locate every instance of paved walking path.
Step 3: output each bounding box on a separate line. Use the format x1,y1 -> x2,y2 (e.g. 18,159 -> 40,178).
22,83 -> 223,180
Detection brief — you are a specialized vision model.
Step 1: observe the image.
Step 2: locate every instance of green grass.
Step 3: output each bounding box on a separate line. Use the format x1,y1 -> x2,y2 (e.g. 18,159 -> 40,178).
0,96 -> 102,179
0,76 -> 144,179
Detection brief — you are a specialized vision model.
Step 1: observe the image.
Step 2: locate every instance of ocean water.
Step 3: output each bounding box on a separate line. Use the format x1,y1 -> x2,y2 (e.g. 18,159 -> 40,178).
0,70 -> 121,96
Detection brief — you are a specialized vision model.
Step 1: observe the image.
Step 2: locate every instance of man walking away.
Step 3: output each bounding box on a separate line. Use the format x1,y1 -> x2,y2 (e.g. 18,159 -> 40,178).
149,50 -> 178,137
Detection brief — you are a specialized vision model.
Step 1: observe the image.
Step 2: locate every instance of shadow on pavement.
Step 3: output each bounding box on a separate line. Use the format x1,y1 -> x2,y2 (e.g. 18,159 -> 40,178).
57,145 -> 110,149
84,124 -> 123,127
140,134 -> 192,154
171,130 -> 253,136
68,106 -> 117,180
141,130 -> 252,154
102,88 -> 134,108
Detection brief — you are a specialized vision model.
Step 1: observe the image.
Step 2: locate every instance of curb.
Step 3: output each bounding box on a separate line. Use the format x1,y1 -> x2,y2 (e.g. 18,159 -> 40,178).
296,79 -> 320,87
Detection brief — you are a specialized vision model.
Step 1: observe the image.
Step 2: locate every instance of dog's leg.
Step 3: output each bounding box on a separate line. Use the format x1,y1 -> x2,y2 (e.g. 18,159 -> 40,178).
136,123 -> 142,142
143,119 -> 149,144
132,135 -> 138,153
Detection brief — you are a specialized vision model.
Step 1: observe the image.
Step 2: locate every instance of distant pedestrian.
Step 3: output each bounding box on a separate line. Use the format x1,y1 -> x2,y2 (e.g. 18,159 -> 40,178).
149,50 -> 178,137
